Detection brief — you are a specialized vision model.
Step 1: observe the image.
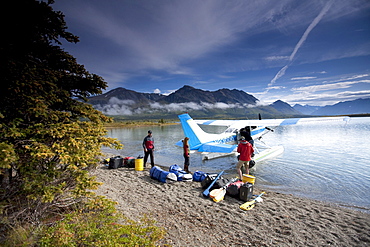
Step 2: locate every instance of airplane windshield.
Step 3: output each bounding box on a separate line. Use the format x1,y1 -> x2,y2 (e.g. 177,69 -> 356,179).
225,128 -> 238,133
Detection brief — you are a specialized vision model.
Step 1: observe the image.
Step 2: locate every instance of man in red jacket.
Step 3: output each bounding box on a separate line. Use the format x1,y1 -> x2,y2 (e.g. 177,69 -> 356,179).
143,130 -> 155,168
236,137 -> 254,179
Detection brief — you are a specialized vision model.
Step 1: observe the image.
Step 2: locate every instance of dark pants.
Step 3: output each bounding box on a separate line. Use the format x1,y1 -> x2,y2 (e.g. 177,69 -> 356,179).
184,154 -> 189,166
144,149 -> 154,167
184,154 -> 189,167
184,154 -> 190,172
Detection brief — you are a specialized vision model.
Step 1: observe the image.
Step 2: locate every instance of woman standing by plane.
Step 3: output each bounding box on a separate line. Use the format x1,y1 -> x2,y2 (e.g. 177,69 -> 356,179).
143,130 -> 155,168
183,137 -> 190,173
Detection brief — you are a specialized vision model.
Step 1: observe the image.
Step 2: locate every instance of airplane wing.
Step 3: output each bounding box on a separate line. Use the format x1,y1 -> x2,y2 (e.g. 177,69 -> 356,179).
195,116 -> 350,127
194,119 -> 238,126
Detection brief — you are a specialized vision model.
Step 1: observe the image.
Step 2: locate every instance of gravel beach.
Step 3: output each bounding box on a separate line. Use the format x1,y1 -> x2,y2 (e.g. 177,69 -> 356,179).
91,164 -> 370,247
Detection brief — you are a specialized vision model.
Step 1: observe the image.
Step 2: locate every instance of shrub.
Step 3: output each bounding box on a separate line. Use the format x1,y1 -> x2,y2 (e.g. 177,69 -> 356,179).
1,196 -> 166,246
38,196 -> 166,247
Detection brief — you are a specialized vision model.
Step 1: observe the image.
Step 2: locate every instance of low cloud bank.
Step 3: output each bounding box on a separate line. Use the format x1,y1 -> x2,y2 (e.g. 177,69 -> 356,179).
93,97 -> 257,115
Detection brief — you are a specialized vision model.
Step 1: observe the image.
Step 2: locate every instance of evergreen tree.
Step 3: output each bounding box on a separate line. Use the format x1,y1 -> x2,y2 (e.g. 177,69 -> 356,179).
0,0 -> 121,224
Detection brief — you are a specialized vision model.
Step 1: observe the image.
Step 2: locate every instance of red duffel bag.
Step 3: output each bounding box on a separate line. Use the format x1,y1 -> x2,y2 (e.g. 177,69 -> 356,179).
226,180 -> 244,198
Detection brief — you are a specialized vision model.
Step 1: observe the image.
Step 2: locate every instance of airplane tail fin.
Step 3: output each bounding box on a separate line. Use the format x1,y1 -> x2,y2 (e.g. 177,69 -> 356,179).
178,113 -> 208,150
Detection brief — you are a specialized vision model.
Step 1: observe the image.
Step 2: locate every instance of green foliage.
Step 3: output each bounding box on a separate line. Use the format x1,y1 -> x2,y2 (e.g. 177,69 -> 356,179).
1,0 -> 121,199
0,142 -> 18,170
1,223 -> 41,247
1,196 -> 166,246
38,196 -> 166,247
0,0 -> 127,240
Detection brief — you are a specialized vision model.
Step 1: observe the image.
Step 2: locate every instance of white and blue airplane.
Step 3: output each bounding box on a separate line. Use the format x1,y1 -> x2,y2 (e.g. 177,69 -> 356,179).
176,113 -> 350,162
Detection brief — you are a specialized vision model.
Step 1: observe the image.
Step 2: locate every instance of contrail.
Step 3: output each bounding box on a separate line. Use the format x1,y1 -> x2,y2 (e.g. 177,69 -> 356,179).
268,1 -> 333,87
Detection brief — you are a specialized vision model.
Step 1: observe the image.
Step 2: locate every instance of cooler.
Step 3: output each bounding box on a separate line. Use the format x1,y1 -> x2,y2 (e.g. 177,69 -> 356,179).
239,183 -> 253,201
108,156 -> 123,169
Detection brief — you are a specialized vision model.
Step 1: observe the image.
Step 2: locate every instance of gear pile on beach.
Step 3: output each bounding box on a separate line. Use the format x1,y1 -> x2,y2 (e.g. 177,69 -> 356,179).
95,157 -> 370,247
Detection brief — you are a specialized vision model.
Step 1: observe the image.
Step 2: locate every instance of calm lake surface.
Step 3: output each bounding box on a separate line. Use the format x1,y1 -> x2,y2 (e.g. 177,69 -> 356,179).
103,117 -> 370,212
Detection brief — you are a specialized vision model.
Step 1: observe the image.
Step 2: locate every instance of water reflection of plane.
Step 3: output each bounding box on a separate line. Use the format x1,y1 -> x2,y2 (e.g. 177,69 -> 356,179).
176,113 -> 350,162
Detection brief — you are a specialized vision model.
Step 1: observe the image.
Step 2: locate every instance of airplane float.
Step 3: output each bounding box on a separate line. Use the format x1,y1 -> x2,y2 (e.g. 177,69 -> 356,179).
176,113 -> 350,163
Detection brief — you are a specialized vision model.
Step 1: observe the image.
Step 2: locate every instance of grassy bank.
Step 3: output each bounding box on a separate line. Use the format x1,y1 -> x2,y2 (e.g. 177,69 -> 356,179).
104,119 -> 179,128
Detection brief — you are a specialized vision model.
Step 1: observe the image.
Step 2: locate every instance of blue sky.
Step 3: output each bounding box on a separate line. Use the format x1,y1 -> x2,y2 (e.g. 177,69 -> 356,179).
54,0 -> 370,106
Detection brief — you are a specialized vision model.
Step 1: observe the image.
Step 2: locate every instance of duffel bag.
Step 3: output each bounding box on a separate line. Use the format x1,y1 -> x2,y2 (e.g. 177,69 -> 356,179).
226,180 -> 244,197
150,166 -> 177,183
201,173 -> 224,189
150,166 -> 162,179
180,173 -> 193,182
169,164 -> 192,181
212,178 -> 230,190
159,170 -> 177,183
193,171 -> 207,182
169,164 -> 183,176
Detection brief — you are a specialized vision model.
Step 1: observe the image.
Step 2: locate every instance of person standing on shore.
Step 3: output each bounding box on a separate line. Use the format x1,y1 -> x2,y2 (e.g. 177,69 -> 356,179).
236,137 -> 254,179
183,137 -> 190,173
143,130 -> 154,168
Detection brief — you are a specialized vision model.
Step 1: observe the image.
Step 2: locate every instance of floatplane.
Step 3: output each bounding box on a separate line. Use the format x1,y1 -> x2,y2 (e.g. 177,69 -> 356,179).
176,113 -> 350,163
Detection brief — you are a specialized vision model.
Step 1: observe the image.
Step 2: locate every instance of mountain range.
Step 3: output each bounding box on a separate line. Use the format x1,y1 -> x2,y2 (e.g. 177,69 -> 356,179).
87,85 -> 370,119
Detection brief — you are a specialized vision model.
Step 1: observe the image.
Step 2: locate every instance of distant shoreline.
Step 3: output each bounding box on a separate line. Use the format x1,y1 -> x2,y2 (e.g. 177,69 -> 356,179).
103,114 -> 370,128
104,121 -> 179,128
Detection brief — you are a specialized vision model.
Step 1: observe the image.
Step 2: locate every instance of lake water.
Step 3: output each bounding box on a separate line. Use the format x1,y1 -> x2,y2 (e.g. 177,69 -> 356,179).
103,117 -> 370,212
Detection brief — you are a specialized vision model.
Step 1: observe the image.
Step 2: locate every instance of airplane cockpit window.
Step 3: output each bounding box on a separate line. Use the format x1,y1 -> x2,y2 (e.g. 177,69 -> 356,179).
225,128 -> 237,133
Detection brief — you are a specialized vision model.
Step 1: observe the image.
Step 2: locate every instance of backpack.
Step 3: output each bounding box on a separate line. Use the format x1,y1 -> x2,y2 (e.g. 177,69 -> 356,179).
124,157 -> 135,168
249,160 -> 256,169
192,171 -> 207,182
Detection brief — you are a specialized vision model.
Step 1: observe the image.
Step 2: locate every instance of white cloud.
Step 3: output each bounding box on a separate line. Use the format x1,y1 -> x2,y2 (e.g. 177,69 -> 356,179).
259,72 -> 370,106
265,56 -> 289,61
292,80 -> 370,93
291,77 -> 317,80
282,90 -> 370,106
150,101 -> 254,113
94,98 -> 260,115
272,74 -> 370,106
269,65 -> 289,87
269,1 -> 333,86
94,97 -> 136,115
107,97 -> 135,105
338,74 -> 369,81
